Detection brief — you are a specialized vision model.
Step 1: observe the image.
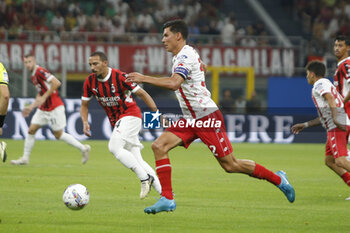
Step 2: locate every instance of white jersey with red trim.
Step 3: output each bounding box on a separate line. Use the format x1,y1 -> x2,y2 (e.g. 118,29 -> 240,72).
172,45 -> 218,119
312,78 -> 349,131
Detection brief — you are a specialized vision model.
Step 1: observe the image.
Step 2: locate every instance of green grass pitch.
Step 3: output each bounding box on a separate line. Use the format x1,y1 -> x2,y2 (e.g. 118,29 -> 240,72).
0,140 -> 349,233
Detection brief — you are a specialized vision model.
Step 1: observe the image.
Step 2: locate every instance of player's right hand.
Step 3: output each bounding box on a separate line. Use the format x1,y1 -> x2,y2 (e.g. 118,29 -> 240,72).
83,122 -> 91,137
126,72 -> 144,83
22,107 -> 32,117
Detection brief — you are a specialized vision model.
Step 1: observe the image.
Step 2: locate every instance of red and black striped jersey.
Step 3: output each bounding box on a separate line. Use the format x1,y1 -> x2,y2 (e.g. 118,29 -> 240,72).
31,65 -> 64,111
81,67 -> 142,127
334,57 -> 350,98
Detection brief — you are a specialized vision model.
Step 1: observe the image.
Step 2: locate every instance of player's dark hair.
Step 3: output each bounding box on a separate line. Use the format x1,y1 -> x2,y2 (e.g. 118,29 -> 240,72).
335,35 -> 350,46
90,51 -> 108,61
163,19 -> 188,40
23,52 -> 34,58
306,60 -> 326,77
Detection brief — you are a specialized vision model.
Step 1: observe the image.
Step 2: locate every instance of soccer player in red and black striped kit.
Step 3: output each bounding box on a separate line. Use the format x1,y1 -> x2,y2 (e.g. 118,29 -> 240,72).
11,54 -> 91,165
331,35 -> 350,192
80,51 -> 161,199
334,35 -> 350,117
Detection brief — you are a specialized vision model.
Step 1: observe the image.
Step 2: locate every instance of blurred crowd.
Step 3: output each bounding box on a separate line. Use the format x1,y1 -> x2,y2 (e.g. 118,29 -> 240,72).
293,0 -> 350,56
0,0 -> 269,45
219,89 -> 262,115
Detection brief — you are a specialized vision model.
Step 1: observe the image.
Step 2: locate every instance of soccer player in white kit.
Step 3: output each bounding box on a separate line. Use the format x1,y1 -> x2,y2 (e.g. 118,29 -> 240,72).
11,54 -> 91,165
127,19 -> 295,214
292,60 -> 350,199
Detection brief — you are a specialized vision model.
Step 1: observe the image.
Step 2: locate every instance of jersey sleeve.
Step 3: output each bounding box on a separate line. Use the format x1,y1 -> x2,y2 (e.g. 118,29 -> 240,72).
315,80 -> 331,96
121,73 -> 140,93
38,67 -> 55,82
0,63 -> 9,86
81,77 -> 93,101
173,54 -> 191,80
344,61 -> 350,81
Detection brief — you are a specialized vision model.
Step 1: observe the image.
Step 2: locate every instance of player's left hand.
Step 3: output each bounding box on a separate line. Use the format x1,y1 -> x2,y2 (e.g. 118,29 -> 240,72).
83,122 -> 91,137
291,123 -> 305,134
334,121 -> 347,131
126,72 -> 144,83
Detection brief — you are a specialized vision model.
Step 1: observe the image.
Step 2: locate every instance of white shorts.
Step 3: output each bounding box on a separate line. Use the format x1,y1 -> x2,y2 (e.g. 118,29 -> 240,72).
31,105 -> 66,132
111,116 -> 143,148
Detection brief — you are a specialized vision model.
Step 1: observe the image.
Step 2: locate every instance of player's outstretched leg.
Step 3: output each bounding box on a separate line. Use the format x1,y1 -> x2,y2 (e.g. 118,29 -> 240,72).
276,170 -> 295,203
144,196 -> 176,214
0,141 -> 7,162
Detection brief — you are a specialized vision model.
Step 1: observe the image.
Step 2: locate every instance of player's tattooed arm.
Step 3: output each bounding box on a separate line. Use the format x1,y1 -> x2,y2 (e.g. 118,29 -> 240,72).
291,117 -> 321,134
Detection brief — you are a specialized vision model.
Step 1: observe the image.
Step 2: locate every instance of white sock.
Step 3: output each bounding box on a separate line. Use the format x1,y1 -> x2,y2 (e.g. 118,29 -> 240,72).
59,132 -> 85,151
108,139 -> 148,181
130,146 -> 162,194
23,134 -> 35,161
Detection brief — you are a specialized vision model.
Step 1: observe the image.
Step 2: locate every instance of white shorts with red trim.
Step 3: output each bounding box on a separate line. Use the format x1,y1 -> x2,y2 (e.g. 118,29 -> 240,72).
31,105 -> 66,131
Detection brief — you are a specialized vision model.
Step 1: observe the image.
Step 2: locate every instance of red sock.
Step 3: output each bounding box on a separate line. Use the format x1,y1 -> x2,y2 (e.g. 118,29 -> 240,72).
156,158 -> 173,200
341,172 -> 350,186
252,163 -> 281,186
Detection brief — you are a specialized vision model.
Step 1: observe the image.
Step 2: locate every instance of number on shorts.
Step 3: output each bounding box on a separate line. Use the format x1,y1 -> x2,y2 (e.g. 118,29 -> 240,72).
209,145 -> 218,157
50,118 -> 56,125
115,120 -> 121,128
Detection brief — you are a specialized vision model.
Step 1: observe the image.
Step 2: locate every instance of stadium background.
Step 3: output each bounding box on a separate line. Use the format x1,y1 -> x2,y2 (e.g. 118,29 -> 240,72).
1,0 -> 344,142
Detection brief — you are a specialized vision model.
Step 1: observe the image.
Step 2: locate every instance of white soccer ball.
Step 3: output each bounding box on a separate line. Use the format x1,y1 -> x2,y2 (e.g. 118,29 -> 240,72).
62,184 -> 89,210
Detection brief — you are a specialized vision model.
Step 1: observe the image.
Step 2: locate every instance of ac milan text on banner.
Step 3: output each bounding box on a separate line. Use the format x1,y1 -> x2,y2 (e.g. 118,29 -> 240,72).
0,42 -> 295,76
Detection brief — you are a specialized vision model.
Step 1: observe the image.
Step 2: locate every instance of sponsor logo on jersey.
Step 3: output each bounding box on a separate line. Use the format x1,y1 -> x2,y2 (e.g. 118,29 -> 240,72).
177,55 -> 188,62
111,84 -> 116,93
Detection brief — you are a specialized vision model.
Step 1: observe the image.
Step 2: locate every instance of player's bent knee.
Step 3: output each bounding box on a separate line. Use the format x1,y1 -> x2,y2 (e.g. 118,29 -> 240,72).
53,131 -> 62,139
28,129 -> 35,135
108,143 -> 119,155
325,159 -> 333,168
28,128 -> 37,135
151,141 -> 167,155
108,137 -> 125,157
